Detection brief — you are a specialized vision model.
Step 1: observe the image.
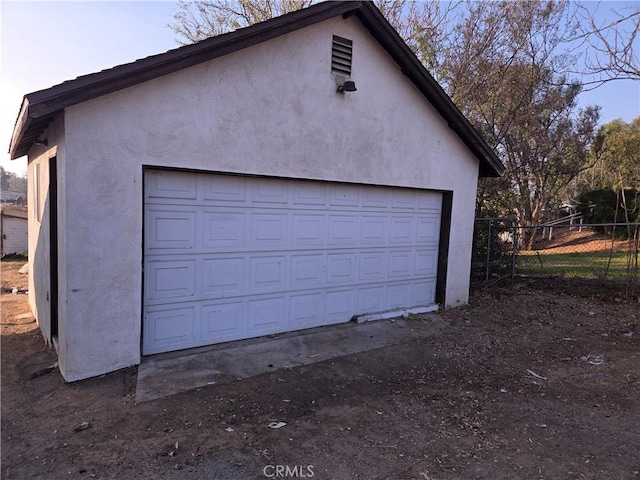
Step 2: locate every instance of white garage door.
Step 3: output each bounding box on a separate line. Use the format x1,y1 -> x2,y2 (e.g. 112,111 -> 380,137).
143,169 -> 442,355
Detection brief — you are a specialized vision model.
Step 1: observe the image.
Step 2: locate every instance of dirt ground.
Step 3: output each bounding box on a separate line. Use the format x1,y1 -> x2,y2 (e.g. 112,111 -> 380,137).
2,259 -> 639,480
533,229 -> 633,253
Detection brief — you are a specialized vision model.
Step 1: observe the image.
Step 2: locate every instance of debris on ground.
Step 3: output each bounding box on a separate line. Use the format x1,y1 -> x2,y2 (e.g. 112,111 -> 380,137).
526,369 -> 547,380
583,353 -> 605,365
73,422 -> 92,433
268,422 -> 287,429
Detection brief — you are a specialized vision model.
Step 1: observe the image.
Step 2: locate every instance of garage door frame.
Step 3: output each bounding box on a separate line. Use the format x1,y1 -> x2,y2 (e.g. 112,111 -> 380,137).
141,167 -> 452,355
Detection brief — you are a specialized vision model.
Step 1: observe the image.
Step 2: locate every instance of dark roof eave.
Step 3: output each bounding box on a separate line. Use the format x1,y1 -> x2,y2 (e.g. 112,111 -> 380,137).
9,98 -> 31,160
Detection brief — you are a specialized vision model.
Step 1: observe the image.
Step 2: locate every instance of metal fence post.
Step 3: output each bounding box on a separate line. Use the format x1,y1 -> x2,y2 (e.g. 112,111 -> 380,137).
485,219 -> 492,283
511,224 -> 518,278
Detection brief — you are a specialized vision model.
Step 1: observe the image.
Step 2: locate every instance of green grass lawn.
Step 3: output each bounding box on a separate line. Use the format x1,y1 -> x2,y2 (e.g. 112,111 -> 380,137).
518,250 -> 635,278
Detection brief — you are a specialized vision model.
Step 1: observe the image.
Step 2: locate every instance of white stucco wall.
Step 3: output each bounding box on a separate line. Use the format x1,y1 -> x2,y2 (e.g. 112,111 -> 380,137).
26,114 -> 64,347
59,16 -> 480,381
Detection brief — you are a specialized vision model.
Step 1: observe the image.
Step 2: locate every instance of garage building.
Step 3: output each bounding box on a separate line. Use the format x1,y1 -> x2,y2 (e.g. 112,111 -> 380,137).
9,1 -> 502,381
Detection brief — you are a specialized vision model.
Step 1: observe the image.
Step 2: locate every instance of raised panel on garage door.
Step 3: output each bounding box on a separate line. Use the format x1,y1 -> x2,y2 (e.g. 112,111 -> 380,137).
143,169 -> 442,355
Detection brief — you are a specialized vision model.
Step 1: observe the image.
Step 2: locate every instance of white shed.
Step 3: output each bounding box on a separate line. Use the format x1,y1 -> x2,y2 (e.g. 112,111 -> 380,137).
8,1 -> 503,381
0,206 -> 28,256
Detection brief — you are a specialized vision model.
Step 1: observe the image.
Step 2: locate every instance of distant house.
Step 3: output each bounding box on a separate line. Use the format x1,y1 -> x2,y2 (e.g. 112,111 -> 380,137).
8,1 -> 503,382
0,206 -> 28,256
1,190 -> 26,205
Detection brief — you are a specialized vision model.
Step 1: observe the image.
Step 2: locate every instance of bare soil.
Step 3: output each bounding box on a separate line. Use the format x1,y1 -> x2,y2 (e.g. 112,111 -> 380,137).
532,229 -> 631,253
2,259 -> 639,480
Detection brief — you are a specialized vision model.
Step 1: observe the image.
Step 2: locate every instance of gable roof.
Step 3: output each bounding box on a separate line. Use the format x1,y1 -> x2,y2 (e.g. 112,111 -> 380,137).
8,1 -> 503,177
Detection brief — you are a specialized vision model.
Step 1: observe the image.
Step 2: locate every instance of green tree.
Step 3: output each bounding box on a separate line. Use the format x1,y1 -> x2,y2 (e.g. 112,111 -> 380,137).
0,166 -> 10,191
581,118 -> 640,191
577,117 -> 640,234
0,167 -> 27,194
577,188 -> 639,225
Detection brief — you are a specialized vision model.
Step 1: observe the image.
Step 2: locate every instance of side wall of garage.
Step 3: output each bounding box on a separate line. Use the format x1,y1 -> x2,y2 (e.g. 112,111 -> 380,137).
26,115 -> 64,350
60,16 -> 480,381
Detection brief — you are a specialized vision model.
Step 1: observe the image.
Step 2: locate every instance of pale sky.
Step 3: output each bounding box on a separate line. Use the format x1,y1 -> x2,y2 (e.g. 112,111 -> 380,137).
1,0 -> 639,176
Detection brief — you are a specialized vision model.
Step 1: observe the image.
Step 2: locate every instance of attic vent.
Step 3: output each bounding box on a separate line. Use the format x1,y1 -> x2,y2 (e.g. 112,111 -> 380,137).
331,35 -> 353,76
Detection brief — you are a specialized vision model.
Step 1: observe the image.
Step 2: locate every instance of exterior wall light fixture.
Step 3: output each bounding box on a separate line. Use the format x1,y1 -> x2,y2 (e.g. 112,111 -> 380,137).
336,79 -> 357,93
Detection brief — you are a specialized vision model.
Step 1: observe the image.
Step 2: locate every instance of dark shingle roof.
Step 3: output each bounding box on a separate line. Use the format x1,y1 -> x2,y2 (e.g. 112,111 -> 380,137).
9,1 -> 503,177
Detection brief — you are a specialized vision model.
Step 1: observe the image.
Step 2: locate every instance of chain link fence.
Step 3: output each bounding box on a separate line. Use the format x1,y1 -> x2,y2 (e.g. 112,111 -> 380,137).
471,218 -> 517,284
472,219 -> 640,298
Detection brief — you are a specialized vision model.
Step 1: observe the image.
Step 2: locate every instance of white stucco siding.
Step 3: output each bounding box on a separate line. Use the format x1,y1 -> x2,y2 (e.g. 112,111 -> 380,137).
65,16 -> 479,189
56,143 -> 143,381
60,16 -> 480,379
26,114 -> 64,348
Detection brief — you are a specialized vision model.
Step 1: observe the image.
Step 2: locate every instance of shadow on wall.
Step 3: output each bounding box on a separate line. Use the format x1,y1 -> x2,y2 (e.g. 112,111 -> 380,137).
32,171 -> 53,346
